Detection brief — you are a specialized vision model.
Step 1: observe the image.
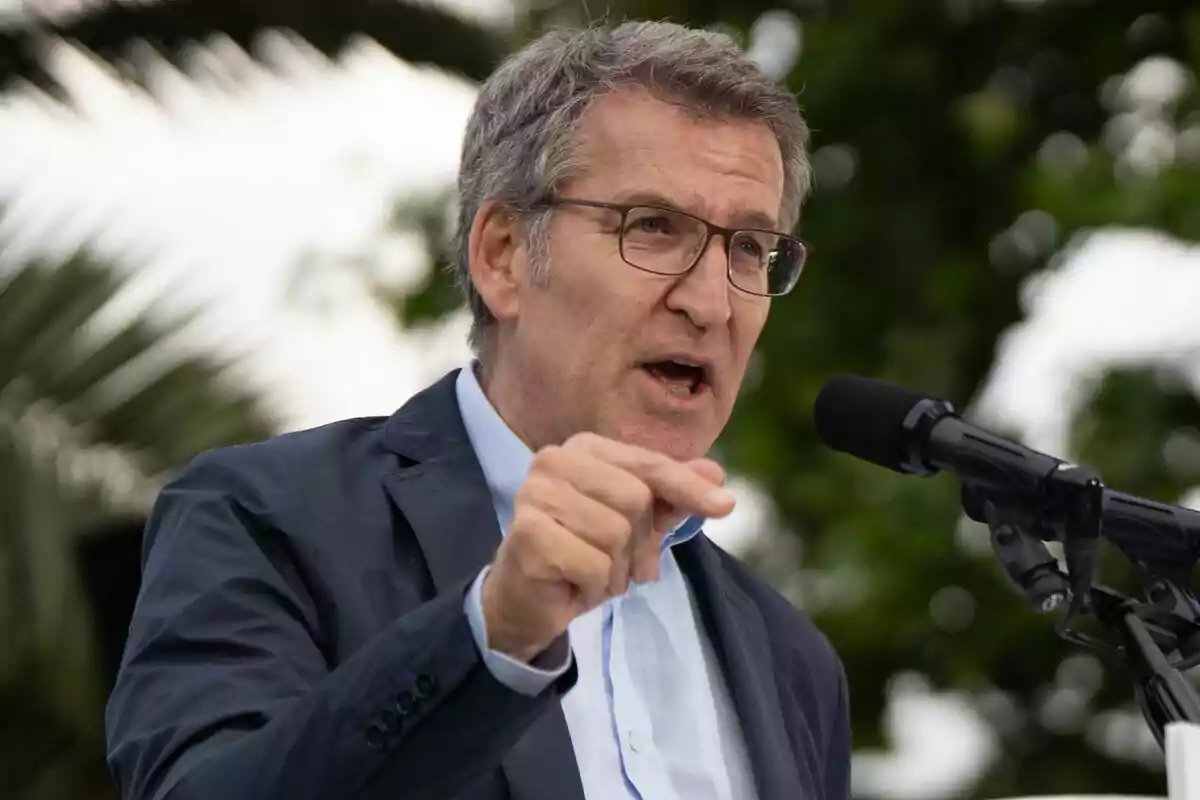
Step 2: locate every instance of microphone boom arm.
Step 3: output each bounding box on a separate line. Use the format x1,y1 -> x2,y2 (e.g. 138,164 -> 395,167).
968,485 -> 1200,749
1052,464 -> 1105,622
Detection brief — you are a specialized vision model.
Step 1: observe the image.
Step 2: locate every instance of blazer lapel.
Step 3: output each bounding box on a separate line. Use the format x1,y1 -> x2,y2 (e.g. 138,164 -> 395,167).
380,370 -> 585,800
383,446 -> 503,593
676,535 -> 802,800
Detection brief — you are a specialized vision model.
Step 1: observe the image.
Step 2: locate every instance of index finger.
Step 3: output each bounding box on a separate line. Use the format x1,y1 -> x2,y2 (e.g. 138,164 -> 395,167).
569,434 -> 735,519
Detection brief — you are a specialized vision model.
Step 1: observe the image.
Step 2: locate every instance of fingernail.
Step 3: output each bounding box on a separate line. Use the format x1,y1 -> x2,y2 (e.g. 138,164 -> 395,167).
708,487 -> 734,505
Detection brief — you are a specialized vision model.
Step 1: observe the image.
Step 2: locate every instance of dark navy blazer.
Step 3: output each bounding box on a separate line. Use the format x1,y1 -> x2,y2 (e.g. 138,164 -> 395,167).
106,369 -> 851,800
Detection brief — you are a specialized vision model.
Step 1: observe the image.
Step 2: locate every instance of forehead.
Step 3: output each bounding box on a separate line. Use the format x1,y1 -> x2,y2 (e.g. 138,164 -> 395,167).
565,88 -> 786,229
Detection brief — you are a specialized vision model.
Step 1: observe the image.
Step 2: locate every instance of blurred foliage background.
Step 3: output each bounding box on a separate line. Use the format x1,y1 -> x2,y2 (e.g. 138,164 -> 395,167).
3,0 -> 1200,798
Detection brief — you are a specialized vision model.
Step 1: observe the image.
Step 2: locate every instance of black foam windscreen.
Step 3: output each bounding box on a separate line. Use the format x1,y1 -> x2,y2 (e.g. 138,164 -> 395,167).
813,374 -> 930,473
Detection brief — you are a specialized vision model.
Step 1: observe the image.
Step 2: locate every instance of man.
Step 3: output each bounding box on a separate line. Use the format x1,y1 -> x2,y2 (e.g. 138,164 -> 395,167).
106,19 -> 850,800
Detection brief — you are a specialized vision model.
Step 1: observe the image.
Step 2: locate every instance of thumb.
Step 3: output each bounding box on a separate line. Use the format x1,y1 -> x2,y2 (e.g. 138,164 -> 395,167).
684,458 -> 726,488
650,458 -> 729,533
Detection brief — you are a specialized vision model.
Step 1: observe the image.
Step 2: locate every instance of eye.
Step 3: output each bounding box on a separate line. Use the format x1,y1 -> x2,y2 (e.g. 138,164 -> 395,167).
627,214 -> 675,235
737,238 -> 765,259
732,232 -> 773,264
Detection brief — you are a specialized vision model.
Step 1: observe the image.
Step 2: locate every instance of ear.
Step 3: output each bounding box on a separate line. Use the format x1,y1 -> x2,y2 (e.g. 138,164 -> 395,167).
467,200 -> 527,325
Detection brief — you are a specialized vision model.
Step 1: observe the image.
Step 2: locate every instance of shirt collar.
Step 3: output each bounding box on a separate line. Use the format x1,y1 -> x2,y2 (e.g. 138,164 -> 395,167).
455,363 -> 703,547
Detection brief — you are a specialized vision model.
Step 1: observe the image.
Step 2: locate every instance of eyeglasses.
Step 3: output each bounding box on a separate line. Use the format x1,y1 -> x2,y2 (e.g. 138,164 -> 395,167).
533,197 -> 808,297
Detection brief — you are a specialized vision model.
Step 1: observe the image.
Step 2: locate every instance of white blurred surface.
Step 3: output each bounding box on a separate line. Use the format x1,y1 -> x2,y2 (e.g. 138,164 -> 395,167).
0,37 -> 478,429
976,229 -> 1200,461
1165,722 -> 1200,800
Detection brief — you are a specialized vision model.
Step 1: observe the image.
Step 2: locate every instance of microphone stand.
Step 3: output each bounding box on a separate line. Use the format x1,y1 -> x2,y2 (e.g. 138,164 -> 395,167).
1091,584 -> 1200,746
963,485 -> 1200,749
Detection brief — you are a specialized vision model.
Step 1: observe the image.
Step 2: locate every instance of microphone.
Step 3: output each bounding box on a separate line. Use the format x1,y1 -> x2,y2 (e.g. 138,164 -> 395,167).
813,374 -> 1063,491
813,374 -> 1200,577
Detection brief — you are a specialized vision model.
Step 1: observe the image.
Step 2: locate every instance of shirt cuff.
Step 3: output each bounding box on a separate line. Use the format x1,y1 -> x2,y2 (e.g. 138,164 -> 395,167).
464,566 -> 572,696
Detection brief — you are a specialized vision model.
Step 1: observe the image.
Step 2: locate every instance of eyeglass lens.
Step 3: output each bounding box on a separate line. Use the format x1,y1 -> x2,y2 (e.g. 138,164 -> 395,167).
618,206 -> 804,295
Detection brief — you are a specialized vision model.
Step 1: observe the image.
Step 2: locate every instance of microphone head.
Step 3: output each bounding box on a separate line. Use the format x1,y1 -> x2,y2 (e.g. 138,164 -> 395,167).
813,374 -> 933,472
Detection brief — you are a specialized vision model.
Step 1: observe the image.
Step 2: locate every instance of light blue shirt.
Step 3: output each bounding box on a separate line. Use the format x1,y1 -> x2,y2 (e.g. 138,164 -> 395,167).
457,364 -> 758,800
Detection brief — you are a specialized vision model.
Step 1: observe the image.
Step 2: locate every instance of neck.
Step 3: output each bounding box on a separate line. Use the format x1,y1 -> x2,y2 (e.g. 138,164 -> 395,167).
474,354 -> 558,454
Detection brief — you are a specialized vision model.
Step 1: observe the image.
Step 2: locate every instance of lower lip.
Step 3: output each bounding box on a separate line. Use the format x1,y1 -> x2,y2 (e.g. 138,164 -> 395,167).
638,367 -> 712,409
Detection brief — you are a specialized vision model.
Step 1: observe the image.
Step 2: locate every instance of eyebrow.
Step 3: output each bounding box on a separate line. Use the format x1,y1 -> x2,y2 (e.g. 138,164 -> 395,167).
611,189 -> 781,232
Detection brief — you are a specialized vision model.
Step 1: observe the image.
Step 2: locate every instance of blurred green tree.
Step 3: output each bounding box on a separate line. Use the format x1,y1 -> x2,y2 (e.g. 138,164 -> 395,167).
0,241 -> 276,799
385,1 -> 1200,797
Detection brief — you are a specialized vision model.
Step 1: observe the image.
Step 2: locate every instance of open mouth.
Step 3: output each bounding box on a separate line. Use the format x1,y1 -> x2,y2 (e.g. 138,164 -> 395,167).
640,359 -> 709,396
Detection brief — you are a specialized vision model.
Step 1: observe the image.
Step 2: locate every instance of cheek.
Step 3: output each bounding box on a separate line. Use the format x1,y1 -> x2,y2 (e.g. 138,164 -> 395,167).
733,302 -> 770,354
531,289 -> 624,380
554,272 -> 655,347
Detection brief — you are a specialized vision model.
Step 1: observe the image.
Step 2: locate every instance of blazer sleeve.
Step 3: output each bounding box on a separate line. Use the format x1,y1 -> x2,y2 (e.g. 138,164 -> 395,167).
824,658 -> 852,800
105,451 -> 575,800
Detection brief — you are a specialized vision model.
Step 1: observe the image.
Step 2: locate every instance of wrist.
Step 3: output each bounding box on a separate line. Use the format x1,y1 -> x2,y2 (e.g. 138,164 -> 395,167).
481,571 -> 547,664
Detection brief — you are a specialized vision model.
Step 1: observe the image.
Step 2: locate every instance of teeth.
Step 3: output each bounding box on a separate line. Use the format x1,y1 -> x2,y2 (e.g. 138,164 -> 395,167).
643,361 -> 706,396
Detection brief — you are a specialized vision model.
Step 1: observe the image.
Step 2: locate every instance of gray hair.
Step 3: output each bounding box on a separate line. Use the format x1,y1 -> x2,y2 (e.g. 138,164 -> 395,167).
451,20 -> 812,356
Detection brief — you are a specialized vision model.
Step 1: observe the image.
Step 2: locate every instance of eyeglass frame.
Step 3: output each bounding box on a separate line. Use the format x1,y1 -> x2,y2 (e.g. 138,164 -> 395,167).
528,196 -> 809,297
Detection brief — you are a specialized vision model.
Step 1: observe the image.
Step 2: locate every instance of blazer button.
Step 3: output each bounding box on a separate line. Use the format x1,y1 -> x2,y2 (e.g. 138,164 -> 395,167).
395,690 -> 415,715
414,673 -> 437,699
379,707 -> 400,731
365,720 -> 389,752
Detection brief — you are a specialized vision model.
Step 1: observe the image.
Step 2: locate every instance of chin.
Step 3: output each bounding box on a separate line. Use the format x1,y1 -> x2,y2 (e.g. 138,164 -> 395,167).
611,417 -> 717,462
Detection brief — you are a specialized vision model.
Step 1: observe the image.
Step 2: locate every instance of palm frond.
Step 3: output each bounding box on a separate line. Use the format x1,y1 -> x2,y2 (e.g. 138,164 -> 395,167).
0,0 -> 507,101
0,253 -> 275,476
0,243 -> 277,800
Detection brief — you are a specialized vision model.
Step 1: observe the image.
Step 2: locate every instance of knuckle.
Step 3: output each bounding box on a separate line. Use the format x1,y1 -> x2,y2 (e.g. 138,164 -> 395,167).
514,475 -> 546,508
532,444 -> 587,485
507,505 -> 541,541
591,550 -> 615,580
619,480 -> 655,516
516,503 -> 559,536
519,470 -> 569,508
599,510 -> 633,549
585,563 -> 614,599
531,444 -> 566,473
611,513 -> 634,542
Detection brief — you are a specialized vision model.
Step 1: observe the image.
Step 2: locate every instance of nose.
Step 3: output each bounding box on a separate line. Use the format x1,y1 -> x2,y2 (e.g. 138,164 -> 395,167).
664,234 -> 732,329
